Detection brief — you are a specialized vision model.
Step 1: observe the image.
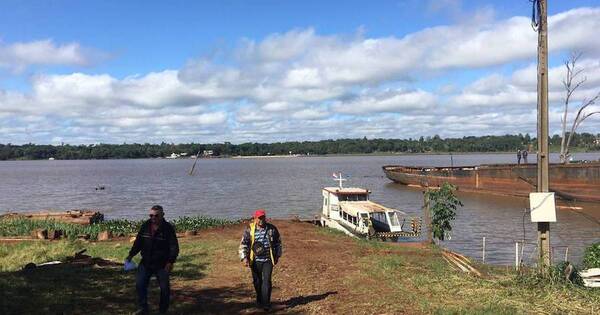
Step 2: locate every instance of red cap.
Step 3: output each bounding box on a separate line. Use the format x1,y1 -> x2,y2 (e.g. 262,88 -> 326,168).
253,209 -> 266,218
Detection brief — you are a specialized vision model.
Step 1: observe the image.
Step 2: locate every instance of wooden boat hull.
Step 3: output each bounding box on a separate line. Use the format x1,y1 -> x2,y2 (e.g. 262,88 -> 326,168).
382,163 -> 600,203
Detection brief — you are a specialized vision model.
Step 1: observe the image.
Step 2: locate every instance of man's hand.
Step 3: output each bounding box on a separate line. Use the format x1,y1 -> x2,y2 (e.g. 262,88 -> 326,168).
165,262 -> 174,273
242,258 -> 249,267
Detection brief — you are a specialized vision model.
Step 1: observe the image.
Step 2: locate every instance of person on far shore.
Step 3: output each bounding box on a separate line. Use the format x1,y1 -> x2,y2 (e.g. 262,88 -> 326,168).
239,209 -> 282,311
522,149 -> 528,164
517,150 -> 522,165
126,205 -> 179,315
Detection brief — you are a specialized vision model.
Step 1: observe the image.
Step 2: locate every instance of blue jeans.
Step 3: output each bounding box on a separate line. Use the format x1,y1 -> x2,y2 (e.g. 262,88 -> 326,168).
136,264 -> 171,313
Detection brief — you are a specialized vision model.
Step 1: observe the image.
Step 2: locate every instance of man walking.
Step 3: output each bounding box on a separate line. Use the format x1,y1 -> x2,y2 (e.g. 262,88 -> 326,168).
522,149 -> 528,164
239,209 -> 282,311
127,205 -> 179,314
517,150 -> 522,165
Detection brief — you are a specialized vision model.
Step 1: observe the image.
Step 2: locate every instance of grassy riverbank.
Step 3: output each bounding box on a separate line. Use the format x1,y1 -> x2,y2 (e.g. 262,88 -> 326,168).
0,216 -> 238,240
1,220 -> 598,314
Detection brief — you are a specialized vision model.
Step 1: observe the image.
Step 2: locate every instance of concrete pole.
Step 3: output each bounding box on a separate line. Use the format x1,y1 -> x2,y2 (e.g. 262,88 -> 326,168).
536,0 -> 551,268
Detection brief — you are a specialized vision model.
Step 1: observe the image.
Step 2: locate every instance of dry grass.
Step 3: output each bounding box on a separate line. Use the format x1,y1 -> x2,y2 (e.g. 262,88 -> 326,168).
1,221 -> 598,314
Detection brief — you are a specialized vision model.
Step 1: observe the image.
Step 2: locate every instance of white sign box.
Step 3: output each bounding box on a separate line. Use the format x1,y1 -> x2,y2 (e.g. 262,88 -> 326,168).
529,192 -> 556,222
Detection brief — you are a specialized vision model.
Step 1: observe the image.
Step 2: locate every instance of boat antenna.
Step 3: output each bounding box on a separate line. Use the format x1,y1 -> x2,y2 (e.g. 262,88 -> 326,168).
333,172 -> 346,189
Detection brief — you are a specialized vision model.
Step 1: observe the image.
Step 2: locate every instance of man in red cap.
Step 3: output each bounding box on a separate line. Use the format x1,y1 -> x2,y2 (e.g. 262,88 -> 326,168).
239,209 -> 282,311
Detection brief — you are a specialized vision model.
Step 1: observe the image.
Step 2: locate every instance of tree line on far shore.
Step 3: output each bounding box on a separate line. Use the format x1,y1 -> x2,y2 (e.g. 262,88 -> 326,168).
1,132 -> 599,160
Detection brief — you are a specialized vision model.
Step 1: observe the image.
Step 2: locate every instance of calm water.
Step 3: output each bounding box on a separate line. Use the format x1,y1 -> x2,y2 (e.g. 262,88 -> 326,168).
1,153 -> 599,265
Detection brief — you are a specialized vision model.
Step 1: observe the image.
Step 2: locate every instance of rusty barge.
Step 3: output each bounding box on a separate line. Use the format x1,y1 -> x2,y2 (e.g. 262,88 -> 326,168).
382,163 -> 600,203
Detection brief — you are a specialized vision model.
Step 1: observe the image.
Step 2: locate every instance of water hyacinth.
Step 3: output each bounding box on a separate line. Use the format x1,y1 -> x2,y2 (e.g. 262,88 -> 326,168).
171,216 -> 238,232
0,215 -> 238,240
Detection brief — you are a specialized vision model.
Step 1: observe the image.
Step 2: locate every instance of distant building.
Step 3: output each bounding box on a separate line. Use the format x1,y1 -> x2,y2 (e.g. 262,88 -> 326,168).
203,150 -> 213,156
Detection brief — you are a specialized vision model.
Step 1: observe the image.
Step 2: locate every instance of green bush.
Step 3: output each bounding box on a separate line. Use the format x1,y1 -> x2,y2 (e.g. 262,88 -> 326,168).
0,215 -> 237,240
424,182 -> 463,241
582,242 -> 600,269
171,216 -> 238,232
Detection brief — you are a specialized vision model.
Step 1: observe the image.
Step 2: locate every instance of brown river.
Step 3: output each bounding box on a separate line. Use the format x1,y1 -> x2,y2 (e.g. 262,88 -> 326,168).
1,153 -> 599,265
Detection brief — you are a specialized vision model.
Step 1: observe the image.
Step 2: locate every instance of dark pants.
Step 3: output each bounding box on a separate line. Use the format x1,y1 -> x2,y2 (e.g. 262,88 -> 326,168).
136,264 -> 171,313
251,260 -> 273,307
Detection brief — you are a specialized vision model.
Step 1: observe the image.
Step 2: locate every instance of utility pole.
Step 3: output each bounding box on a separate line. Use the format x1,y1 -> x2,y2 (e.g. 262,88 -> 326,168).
535,0 -> 551,268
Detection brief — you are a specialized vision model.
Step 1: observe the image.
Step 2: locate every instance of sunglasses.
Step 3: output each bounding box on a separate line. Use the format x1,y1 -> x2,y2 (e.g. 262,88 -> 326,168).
149,214 -> 160,218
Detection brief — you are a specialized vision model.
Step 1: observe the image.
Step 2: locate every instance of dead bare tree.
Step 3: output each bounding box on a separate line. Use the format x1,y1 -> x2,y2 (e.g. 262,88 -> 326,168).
559,52 -> 600,163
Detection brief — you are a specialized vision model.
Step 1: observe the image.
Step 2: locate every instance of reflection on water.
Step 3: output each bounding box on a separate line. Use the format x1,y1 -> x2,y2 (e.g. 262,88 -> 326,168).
0,153 -> 598,265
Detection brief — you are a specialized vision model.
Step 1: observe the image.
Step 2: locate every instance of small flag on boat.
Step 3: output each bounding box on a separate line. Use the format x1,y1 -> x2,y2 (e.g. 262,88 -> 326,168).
333,173 -> 338,178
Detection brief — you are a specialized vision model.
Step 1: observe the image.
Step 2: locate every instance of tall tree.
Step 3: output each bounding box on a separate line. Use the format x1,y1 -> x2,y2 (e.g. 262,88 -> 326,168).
560,52 -> 600,163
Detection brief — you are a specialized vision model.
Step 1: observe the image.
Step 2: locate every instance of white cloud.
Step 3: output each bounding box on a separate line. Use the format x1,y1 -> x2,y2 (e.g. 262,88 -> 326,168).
291,108 -> 329,120
3,6 -> 600,144
333,89 -> 437,114
0,39 -> 102,72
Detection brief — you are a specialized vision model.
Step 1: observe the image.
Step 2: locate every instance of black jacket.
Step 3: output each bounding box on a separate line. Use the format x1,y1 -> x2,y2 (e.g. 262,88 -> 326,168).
239,222 -> 282,264
128,219 -> 179,269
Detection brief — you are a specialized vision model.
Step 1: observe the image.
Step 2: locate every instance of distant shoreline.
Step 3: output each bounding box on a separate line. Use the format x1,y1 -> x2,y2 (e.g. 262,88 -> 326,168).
2,150 -> 600,161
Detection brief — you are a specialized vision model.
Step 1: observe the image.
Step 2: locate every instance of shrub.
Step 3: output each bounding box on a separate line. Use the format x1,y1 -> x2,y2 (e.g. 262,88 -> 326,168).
0,215 -> 237,240
424,182 -> 463,242
582,242 -> 600,269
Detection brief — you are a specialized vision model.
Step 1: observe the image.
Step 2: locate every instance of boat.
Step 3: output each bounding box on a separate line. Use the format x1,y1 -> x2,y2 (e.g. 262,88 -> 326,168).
319,173 -> 421,240
166,153 -> 180,159
382,162 -> 600,203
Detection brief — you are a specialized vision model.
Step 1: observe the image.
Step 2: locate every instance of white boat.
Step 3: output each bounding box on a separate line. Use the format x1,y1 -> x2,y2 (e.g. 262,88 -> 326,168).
166,153 -> 180,159
319,173 -> 421,240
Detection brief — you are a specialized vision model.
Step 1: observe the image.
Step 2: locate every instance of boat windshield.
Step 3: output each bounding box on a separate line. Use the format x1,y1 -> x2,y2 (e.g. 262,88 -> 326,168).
339,194 -> 368,201
387,211 -> 402,226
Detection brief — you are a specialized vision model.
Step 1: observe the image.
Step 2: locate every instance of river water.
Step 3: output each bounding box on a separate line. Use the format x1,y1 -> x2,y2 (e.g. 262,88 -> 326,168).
1,153 -> 599,265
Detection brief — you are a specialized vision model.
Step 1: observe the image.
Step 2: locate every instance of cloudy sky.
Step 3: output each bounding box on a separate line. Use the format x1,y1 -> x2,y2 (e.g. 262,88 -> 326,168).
1,0 -> 600,144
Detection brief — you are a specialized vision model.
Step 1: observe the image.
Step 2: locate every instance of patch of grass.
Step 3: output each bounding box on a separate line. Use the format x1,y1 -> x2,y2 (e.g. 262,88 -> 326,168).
0,238 -> 217,314
0,241 -> 83,272
0,216 -> 238,240
314,225 -> 349,238
357,245 -> 600,315
171,216 -> 240,232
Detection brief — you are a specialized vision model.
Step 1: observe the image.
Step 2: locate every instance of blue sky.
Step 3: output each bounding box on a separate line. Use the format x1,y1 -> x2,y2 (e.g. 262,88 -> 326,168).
1,0 -> 600,144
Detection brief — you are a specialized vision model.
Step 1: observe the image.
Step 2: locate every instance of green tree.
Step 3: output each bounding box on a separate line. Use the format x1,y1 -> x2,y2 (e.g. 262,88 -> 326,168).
424,183 -> 463,242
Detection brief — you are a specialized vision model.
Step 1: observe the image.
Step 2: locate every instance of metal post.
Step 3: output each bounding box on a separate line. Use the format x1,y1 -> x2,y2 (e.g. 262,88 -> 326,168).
515,242 -> 520,271
536,0 -> 551,269
482,237 -> 486,263
423,191 -> 432,244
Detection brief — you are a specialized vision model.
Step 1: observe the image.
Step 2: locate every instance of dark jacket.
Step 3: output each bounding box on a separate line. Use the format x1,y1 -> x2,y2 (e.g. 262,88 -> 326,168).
239,222 -> 282,264
128,219 -> 179,269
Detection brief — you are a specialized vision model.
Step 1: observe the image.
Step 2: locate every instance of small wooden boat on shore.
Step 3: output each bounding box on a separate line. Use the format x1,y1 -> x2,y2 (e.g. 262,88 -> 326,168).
319,173 -> 421,240
0,210 -> 104,225
382,162 -> 600,203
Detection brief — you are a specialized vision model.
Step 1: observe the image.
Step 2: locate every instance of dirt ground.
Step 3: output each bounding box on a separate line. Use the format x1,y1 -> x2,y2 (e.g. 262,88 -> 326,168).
170,220 -> 423,314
